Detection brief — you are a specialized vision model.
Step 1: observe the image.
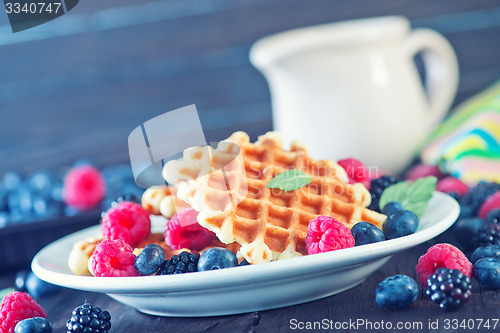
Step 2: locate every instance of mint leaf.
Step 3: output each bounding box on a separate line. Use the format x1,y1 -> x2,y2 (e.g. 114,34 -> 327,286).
0,288 -> 14,302
266,169 -> 312,191
379,176 -> 437,218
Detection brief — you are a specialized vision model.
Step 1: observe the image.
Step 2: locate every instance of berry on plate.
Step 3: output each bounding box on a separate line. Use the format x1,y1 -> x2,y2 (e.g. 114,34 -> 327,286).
164,208 -> 216,251
134,244 -> 166,275
381,201 -> 404,216
415,243 -> 472,287
63,165 -> 106,210
426,268 -> 472,311
101,201 -> 150,247
473,257 -> 500,289
368,175 -> 399,212
197,247 -> 238,271
89,239 -> 139,277
66,303 -> 111,333
305,216 -> 354,254
382,210 -> 419,239
337,158 -> 371,189
375,275 -> 418,310
14,317 -> 51,333
157,251 -> 200,275
0,292 -> 46,333
350,222 -> 385,246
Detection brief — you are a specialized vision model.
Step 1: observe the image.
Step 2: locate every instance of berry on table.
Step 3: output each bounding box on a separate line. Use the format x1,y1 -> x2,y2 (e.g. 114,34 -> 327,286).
486,209 -> 500,224
197,247 -> 238,271
459,182 -> 500,216
477,222 -> 500,247
134,244 -> 166,275
473,257 -> 500,289
416,243 -> 472,287
63,165 -> 106,210
382,210 -> 419,239
381,201 -> 405,217
436,176 -> 469,197
89,239 -> 139,277
369,175 -> 399,212
14,270 -> 30,292
14,317 -> 51,333
426,268 -> 472,311
101,201 -> 151,247
350,222 -> 385,246
479,192 -> 500,219
451,217 -> 486,251
164,208 -> 216,251
157,251 -> 200,275
375,275 -> 419,310
25,272 -> 61,299
0,292 -> 46,333
471,245 -> 500,264
305,216 -> 354,254
66,303 -> 111,333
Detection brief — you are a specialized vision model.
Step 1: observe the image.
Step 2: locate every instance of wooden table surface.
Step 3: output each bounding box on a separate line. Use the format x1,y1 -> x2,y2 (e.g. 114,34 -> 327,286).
1,0 -> 500,332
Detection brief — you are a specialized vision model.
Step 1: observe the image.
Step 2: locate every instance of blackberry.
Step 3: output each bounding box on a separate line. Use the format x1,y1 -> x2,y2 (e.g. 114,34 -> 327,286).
477,222 -> 500,246
459,182 -> 500,216
157,251 -> 200,275
368,175 -> 399,212
426,268 -> 472,311
66,303 -> 111,333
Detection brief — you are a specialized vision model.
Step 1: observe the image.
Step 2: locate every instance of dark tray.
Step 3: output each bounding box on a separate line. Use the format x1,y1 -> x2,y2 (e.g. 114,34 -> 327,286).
0,212 -> 101,271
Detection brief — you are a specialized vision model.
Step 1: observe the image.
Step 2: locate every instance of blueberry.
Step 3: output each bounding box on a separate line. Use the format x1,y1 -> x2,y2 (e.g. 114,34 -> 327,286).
473,257 -> 500,289
197,247 -> 237,271
486,209 -> 500,224
15,270 -> 30,292
27,171 -> 53,197
471,245 -> 500,264
351,222 -> 386,246
26,272 -> 61,298
458,204 -> 475,219
375,275 -> 418,310
451,217 -> 486,250
381,201 -> 405,216
14,317 -> 52,333
382,210 -> 419,239
134,244 -> 166,275
2,172 -> 21,191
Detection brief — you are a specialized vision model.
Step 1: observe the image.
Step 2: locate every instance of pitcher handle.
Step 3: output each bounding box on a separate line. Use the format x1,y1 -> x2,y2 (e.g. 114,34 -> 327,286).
404,28 -> 459,127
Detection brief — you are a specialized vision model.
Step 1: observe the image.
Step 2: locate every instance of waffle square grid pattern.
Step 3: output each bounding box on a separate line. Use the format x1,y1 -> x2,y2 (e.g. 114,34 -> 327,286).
163,131 -> 386,264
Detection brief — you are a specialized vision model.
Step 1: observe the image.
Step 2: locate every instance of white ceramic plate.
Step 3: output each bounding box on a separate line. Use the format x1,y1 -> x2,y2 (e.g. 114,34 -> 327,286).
32,192 -> 459,317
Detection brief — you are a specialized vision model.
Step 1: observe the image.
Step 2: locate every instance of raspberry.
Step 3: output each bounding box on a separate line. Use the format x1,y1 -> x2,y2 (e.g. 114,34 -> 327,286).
405,164 -> 443,181
415,243 -> 472,287
89,239 -> 139,277
426,268 -> 472,311
164,208 -> 216,251
63,165 -> 106,210
306,216 -> 354,254
478,191 -> 500,219
157,251 -> 200,275
436,177 -> 469,197
338,158 -> 371,189
0,292 -> 46,333
101,201 -> 150,247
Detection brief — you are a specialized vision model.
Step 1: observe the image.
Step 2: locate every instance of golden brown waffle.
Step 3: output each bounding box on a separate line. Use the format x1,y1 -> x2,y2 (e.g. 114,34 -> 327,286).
163,131 -> 386,264
142,185 -> 190,218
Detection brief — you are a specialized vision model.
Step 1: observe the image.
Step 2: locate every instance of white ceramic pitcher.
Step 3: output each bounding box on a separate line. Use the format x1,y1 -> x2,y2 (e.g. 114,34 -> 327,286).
250,16 -> 459,173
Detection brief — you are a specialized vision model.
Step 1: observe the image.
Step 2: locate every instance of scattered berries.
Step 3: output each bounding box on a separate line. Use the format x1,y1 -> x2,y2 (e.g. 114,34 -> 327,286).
471,245 -> 500,264
89,239 -> 139,277
375,275 -> 418,310
305,216 -> 354,254
405,164 -> 443,181
164,208 -> 216,251
197,247 -> 238,271
459,182 -> 500,216
350,222 -> 385,246
134,244 -> 166,275
436,176 -> 469,196
478,191 -> 500,219
369,175 -> 399,211
415,243 -> 472,287
477,222 -> 500,247
63,165 -> 106,210
157,251 -> 200,275
383,210 -> 419,239
473,257 -> 500,289
337,158 -> 371,189
101,201 -> 151,247
14,317 -> 51,333
0,292 -> 46,333
66,303 -> 111,333
426,268 -> 472,311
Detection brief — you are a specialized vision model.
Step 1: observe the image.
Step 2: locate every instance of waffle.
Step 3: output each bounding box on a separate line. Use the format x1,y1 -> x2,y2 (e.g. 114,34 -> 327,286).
163,131 -> 386,264
142,185 -> 190,218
